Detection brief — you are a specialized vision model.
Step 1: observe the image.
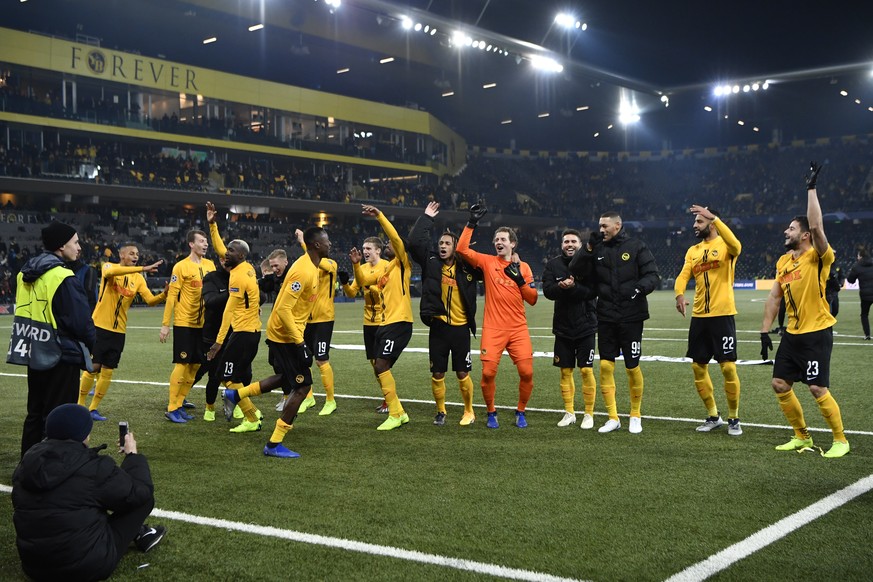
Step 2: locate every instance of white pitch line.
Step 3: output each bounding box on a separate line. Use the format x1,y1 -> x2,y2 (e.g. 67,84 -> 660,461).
2,372 -> 871,437
0,484 -> 583,582
663,474 -> 873,582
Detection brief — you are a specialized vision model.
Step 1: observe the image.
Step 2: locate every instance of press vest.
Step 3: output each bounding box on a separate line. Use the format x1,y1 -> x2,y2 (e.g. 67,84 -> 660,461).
7,266 -> 72,369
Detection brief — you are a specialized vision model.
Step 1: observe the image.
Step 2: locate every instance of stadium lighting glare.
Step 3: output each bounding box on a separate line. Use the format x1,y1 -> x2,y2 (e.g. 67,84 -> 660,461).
713,86 -> 723,97
869,107 -> 873,112
762,81 -> 769,90
483,82 -> 497,89
722,84 -> 731,95
660,95 -> 669,107
465,35 -> 473,46
400,16 -> 412,30
501,119 -> 512,125
538,112 -> 550,118
441,91 -> 454,97
576,105 -> 589,111
752,83 -> 760,91
486,44 -> 493,51
248,24 -> 264,32
743,84 -> 750,92
202,37 -> 217,44
430,28 -> 437,35
336,67 -> 350,74
607,124 -> 614,130
580,22 -> 588,31
554,13 -> 577,28
472,40 -> 480,48
753,127 -> 760,132
704,105 -> 713,112
414,23 -> 422,32
478,41 -> 486,50
737,120 -> 745,125
530,55 -> 563,73
325,0 -> 341,7
423,25 -> 430,33
840,90 -> 849,96
379,57 -> 395,64
618,100 -> 640,125
855,98 -> 862,104
731,85 -> 740,94
452,30 -> 464,46
593,132 -> 600,137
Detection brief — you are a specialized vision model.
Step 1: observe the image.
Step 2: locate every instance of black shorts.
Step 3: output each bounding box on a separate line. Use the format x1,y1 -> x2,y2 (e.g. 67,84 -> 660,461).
598,321 -> 644,368
217,331 -> 261,383
267,340 -> 313,392
773,327 -> 832,387
92,328 -> 126,369
428,319 -> 472,374
304,321 -> 335,361
553,334 -> 596,369
686,316 -> 738,363
173,326 -> 205,365
374,322 -> 413,363
363,325 -> 378,360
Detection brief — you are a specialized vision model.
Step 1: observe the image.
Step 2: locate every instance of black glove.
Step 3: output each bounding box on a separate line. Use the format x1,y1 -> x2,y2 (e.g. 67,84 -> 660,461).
503,262 -> 526,286
468,201 -> 488,228
588,231 -> 604,248
338,271 -> 350,285
630,287 -> 642,300
293,342 -> 313,368
806,161 -> 822,190
760,332 -> 773,360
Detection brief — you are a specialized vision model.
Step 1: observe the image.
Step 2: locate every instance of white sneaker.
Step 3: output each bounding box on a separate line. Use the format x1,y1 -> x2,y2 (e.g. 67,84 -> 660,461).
275,396 -> 288,411
727,418 -> 743,436
557,412 -> 576,427
580,413 -> 594,430
598,418 -> 621,433
696,415 -> 724,432
629,416 -> 642,434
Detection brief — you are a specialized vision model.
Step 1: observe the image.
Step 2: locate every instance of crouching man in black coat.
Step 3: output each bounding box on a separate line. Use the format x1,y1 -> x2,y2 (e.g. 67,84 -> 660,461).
12,404 -> 165,581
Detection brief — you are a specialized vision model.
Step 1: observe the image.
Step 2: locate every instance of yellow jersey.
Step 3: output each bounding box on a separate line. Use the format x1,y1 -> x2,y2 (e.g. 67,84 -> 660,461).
162,256 -> 216,328
266,253 -> 320,344
435,261 -> 468,326
352,213 -> 413,325
777,245 -> 837,334
216,261 -> 261,343
209,222 -> 227,259
674,217 -> 742,317
93,263 -> 165,333
346,259 -> 389,326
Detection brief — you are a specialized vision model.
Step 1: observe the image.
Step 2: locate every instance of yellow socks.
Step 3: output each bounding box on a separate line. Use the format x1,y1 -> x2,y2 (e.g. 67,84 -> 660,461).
377,370 -> 403,417
238,381 -> 262,399
600,360 -> 618,420
719,361 -> 741,418
168,364 -> 187,412
431,376 -> 447,414
175,364 -> 199,409
627,366 -> 644,418
559,368 -> 575,413
776,390 -> 809,440
78,371 -> 97,406
90,367 -> 114,410
459,374 -> 474,414
816,391 -> 846,443
692,362 -> 718,417
269,418 -> 293,444
318,361 -> 335,401
580,367 -> 596,416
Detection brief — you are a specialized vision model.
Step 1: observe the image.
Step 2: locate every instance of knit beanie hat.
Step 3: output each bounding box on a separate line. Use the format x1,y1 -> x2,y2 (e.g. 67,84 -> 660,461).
41,221 -> 77,251
45,404 -> 93,441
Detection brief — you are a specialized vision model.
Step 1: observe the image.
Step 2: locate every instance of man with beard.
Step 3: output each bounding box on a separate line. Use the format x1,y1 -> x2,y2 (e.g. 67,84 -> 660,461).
674,206 -> 743,436
409,201 -> 480,426
569,212 -> 660,434
542,229 -> 598,429
760,163 -> 849,458
455,202 -> 538,429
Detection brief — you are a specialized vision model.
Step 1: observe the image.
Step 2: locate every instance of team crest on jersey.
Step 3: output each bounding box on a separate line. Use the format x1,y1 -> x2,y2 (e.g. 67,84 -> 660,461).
554,355 -> 560,364
291,281 -> 301,292
621,252 -> 631,261
170,274 -> 178,283
711,250 -> 719,257
295,375 -> 305,383
466,274 -> 473,281
180,351 -> 188,359
481,348 -> 487,355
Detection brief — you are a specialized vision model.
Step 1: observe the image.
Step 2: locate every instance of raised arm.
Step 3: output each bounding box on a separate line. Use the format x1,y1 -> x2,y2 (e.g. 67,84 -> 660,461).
206,201 -> 227,259
805,162 -> 828,256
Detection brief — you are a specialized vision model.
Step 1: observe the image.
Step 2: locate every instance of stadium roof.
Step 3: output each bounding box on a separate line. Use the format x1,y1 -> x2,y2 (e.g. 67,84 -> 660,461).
6,0 -> 873,152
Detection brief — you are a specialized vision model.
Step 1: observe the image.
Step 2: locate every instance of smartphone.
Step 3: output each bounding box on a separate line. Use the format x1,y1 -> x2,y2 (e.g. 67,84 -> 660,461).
118,421 -> 128,448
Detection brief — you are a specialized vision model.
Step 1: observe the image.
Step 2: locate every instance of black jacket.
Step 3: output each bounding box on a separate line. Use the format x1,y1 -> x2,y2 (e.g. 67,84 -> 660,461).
847,257 -> 873,301
258,268 -> 286,297
12,440 -> 154,582
19,252 -> 96,366
408,214 -> 481,336
569,229 -> 660,323
201,267 -> 231,344
542,253 -> 598,339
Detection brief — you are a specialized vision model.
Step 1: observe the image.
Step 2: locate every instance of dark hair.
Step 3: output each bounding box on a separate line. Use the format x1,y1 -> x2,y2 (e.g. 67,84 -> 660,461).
859,246 -> 869,259
440,230 -> 459,245
494,226 -> 518,244
562,229 -> 582,240
600,210 -> 622,221
363,236 -> 384,250
706,208 -> 721,218
791,215 -> 810,233
303,226 -> 326,247
119,241 -> 139,251
187,229 -> 207,244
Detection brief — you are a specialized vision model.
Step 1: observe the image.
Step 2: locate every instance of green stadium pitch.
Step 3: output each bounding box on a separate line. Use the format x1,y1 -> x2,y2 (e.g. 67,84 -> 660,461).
0,290 -> 871,581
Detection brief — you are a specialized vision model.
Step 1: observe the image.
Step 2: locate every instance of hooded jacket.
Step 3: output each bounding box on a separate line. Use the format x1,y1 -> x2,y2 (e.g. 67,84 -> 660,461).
408,213 -> 481,336
569,229 -> 661,323
847,257 -> 873,301
12,439 -> 154,581
542,252 -> 598,339
17,252 -> 96,367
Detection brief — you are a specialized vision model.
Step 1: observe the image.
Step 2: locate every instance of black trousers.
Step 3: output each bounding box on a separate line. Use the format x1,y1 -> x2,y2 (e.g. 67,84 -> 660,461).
22,363 -> 80,458
862,299 -> 872,338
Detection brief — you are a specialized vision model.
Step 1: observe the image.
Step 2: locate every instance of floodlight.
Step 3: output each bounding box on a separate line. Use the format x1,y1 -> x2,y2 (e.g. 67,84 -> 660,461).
762,81 -> 769,90
840,90 -> 848,96
593,132 -> 600,137
743,85 -> 750,92
423,25 -> 430,33
414,23 -> 422,32
855,98 -> 862,104
472,40 -> 480,48
618,100 -> 640,125
203,37 -> 217,44
752,83 -> 760,91
430,28 -> 437,35
704,105 -> 712,112
581,22 -> 588,31
731,85 -> 740,93
325,0 -> 341,7
554,13 -> 576,28
478,41 -> 486,50
248,24 -> 264,32
400,16 -> 412,30
452,30 -> 464,46
501,119 -> 512,125
530,54 -> 563,73
722,84 -> 731,95
737,120 -> 744,125
714,86 -> 723,97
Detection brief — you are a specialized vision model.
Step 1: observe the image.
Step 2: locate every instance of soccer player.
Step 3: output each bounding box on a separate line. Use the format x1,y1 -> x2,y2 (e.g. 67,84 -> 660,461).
206,239 -> 263,433
222,227 -> 331,458
760,162 -> 849,458
285,228 -> 340,416
455,202 -> 538,429
350,204 -> 414,430
409,201 -> 480,426
79,244 -> 166,421
569,211 -> 660,434
542,229 -> 598,429
674,205 -> 743,436
199,256 -> 233,421
160,229 -> 216,423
